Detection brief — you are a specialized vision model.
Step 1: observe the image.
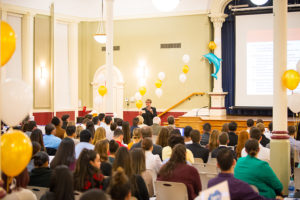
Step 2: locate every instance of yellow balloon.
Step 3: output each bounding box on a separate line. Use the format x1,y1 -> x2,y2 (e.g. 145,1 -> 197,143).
155,79 -> 162,88
182,65 -> 189,74
136,100 -> 143,109
98,85 -> 107,96
139,86 -> 147,96
208,41 -> 217,50
1,130 -> 32,177
282,70 -> 300,90
1,21 -> 16,67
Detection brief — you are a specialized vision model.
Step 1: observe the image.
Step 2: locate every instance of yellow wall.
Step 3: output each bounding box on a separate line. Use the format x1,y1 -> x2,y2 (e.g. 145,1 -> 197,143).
79,14 -> 213,111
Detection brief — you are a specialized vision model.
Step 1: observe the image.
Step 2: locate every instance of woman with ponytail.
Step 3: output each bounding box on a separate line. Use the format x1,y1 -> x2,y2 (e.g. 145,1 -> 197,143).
29,151 -> 52,187
107,167 -> 131,200
234,139 -> 283,199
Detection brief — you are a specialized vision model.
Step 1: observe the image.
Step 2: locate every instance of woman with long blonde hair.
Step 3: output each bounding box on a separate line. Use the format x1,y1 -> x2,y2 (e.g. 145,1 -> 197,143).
92,127 -> 106,145
207,130 -> 220,152
128,128 -> 142,150
235,130 -> 249,158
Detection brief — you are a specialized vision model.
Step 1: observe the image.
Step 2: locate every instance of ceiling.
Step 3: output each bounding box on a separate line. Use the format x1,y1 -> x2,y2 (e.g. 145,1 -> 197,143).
3,0 -> 212,19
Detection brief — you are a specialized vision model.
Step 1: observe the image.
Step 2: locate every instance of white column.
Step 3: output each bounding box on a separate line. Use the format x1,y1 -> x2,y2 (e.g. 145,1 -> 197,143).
270,0 -> 290,195
105,0 -> 114,116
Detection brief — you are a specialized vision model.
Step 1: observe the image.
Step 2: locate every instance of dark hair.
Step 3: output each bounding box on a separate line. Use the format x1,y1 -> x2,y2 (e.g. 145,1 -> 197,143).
246,119 -> 254,127
109,140 -> 119,154
184,126 -> 193,138
122,121 -> 131,144
228,122 -> 237,131
217,148 -> 234,171
28,121 -> 37,131
112,147 -> 133,178
167,116 -> 175,125
80,189 -> 107,200
245,139 -> 259,157
50,138 -> 75,169
168,135 -> 184,148
98,113 -> 105,121
85,114 -> 93,120
105,116 -> 112,125
141,126 -> 153,138
141,137 -> 153,151
250,127 -> 262,140
110,122 -> 117,131
92,116 -> 99,125
221,123 -> 229,133
86,121 -> 95,138
66,125 -> 76,136
33,151 -> 49,167
77,117 -> 84,124
61,114 -> 70,122
170,129 -> 181,136
107,167 -> 131,200
94,139 -> 109,162
32,141 -> 41,156
268,122 -> 273,132
130,148 -> 146,175
257,119 -> 264,124
51,117 -> 61,126
80,130 -> 92,142
159,144 -> 186,178
203,123 -> 211,132
132,117 -> 139,127
30,128 -> 45,150
219,132 -> 229,145
116,118 -> 123,127
83,118 -> 90,125
45,123 -> 55,135
190,130 -> 201,143
288,126 -> 296,136
74,149 -> 100,191
50,165 -> 74,200
114,128 -> 124,138
156,127 -> 170,148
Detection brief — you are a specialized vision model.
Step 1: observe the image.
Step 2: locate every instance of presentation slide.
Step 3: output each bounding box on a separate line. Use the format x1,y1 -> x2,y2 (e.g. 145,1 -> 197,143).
235,13 -> 300,107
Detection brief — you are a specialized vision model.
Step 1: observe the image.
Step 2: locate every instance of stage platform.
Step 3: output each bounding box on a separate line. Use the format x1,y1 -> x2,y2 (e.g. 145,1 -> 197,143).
173,115 -> 297,133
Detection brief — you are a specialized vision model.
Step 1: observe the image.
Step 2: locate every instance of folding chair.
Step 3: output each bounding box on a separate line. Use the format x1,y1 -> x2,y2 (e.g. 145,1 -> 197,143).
154,181 -> 188,200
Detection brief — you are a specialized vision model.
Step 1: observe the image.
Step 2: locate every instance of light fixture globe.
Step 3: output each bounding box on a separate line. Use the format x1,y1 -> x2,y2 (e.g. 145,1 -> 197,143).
250,0 -> 269,5
152,0 -> 180,12
93,33 -> 107,44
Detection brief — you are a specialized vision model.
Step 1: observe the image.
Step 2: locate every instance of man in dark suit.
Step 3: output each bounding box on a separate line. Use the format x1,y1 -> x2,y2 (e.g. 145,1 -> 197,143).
186,130 -> 209,163
140,99 -> 157,126
212,132 -> 236,159
130,126 -> 162,160
228,121 -> 238,146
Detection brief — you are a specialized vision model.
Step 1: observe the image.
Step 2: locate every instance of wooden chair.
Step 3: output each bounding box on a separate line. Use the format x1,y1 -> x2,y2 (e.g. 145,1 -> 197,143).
27,186 -> 49,200
194,158 -> 204,164
154,181 -> 188,200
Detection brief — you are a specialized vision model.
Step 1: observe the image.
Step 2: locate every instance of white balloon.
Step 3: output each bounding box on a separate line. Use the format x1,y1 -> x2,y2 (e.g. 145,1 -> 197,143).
94,96 -> 103,107
155,88 -> 163,98
288,93 -> 300,113
179,73 -> 187,83
135,92 -> 142,101
182,54 -> 190,63
297,60 -> 300,73
158,72 -> 166,81
0,79 -> 33,126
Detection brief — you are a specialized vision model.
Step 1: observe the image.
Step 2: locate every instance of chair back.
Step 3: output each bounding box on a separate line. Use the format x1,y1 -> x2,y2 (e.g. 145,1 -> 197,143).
295,168 -> 300,190
199,172 -> 218,190
194,158 -> 204,164
27,186 -> 49,200
295,149 -> 300,163
155,181 -> 188,200
142,170 -> 155,197
207,157 -> 217,164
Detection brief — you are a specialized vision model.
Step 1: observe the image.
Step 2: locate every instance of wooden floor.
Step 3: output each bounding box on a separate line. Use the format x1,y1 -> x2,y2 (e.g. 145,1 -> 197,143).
174,115 -> 297,133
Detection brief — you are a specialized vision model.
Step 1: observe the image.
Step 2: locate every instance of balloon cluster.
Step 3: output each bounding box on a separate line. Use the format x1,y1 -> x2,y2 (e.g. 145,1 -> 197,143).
155,72 -> 165,98
94,85 -> 108,108
203,41 -> 222,80
135,86 -> 146,109
179,54 -> 190,83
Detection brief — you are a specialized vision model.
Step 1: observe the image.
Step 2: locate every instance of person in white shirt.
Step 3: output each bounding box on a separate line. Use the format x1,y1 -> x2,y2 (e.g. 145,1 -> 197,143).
241,127 -> 270,162
183,126 -> 193,145
103,116 -> 113,141
98,113 -> 106,127
92,116 -> 101,130
246,119 -> 254,133
75,130 -> 94,159
142,137 -> 162,178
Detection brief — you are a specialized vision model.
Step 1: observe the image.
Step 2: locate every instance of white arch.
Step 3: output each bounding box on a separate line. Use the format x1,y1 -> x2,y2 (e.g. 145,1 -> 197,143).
92,65 -> 124,88
210,0 -> 233,14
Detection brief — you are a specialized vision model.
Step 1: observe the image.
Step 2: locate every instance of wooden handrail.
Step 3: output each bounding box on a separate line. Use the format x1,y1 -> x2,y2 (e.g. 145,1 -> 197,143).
158,92 -> 205,117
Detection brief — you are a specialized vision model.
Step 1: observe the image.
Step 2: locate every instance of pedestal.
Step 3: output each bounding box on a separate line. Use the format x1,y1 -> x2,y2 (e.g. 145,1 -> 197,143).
208,92 -> 228,116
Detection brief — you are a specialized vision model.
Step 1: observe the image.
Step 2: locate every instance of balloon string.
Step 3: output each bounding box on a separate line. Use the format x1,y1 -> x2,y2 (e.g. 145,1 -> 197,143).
6,177 -> 12,193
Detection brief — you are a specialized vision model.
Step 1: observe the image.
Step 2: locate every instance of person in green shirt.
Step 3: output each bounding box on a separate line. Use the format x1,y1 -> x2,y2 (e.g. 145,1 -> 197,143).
234,139 -> 283,199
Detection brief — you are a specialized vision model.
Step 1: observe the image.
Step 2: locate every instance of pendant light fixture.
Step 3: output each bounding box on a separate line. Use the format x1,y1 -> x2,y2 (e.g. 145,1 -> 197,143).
94,0 -> 107,44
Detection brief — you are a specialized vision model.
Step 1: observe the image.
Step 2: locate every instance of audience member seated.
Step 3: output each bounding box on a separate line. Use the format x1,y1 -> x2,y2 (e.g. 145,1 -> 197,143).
200,123 -> 211,146
74,149 -> 106,191
107,167 -> 131,200
265,122 -> 273,140
103,116 -> 113,140
92,127 -> 106,145
130,117 -> 139,137
51,117 -> 66,140
108,140 -> 119,164
137,115 -> 147,128
81,118 -> 90,130
287,126 -> 300,168
142,138 -> 162,176
183,126 -> 193,144
25,120 -> 37,137
29,151 -> 52,187
257,118 -> 264,124
122,121 -> 131,145
162,134 -> 195,164
30,128 -> 45,151
50,138 -> 76,171
256,123 -> 270,147
76,125 -> 84,139
222,123 -> 229,133
246,119 -> 254,133
167,115 -> 176,128
61,114 -> 70,130
66,125 -> 79,145
228,122 -> 238,146
92,116 -> 100,130
158,144 -> 201,200
79,189 -> 107,200
75,130 -> 94,159
98,113 -> 106,127
155,127 -> 170,148
2,169 -> 37,200
44,124 -> 61,155
130,148 -> 154,197
186,130 -> 209,163
95,139 -> 112,176
116,118 -> 123,129
112,147 -> 149,200
131,126 -> 162,159
113,128 -> 127,148
241,128 -> 270,162
234,139 -> 283,198
211,132 -> 236,159
85,114 -> 93,120
110,122 -> 118,135
208,148 -> 278,200
207,129 -> 220,152
40,165 -> 74,200
128,128 -> 142,149
27,142 -> 41,172
236,130 -> 249,158
151,116 -> 161,136
86,121 -> 95,139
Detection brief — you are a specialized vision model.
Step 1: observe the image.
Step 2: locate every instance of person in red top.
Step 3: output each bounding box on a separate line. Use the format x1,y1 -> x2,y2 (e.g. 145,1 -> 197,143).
113,128 -> 128,149
157,144 -> 201,200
